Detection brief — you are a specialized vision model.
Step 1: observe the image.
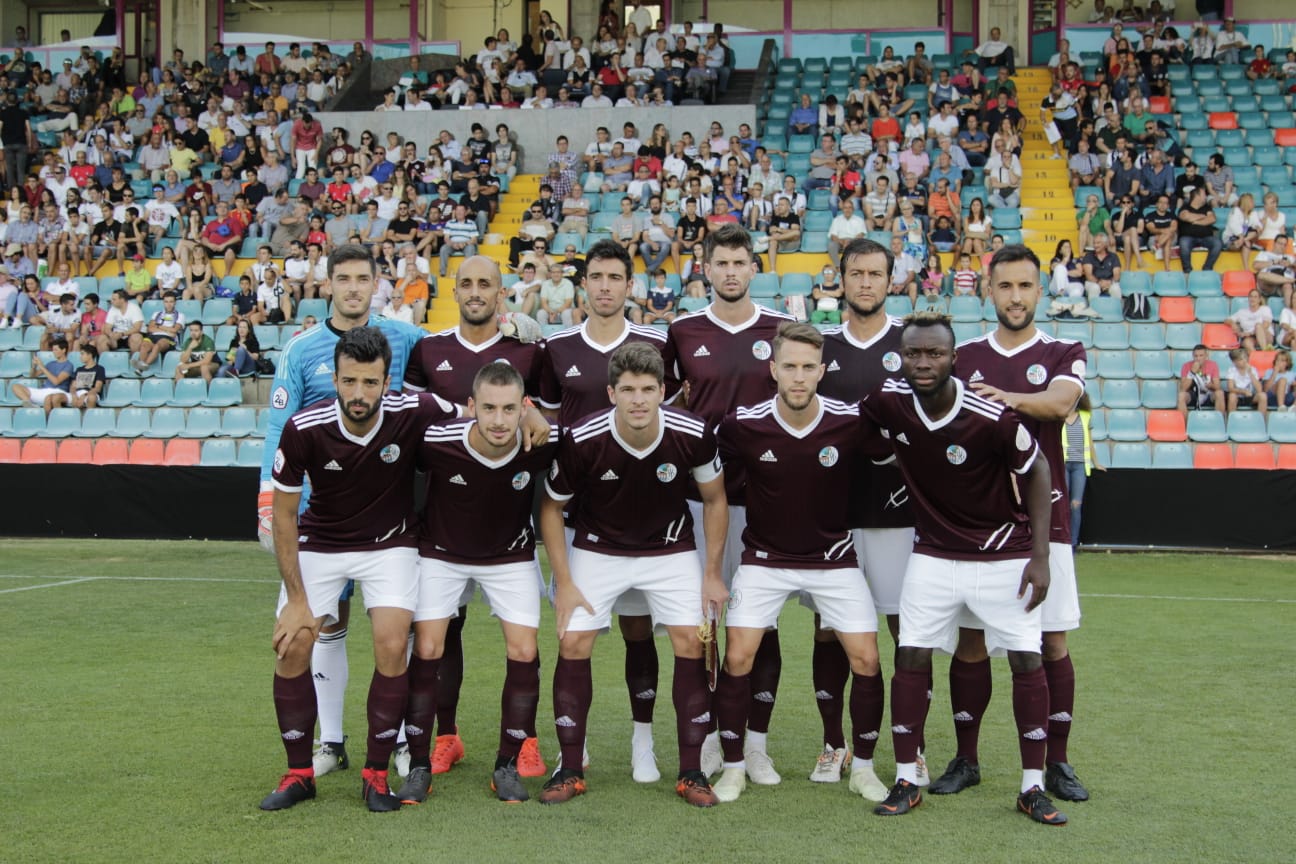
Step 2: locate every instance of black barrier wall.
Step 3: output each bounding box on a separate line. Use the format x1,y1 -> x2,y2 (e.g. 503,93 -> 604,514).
1,466 -> 1294,550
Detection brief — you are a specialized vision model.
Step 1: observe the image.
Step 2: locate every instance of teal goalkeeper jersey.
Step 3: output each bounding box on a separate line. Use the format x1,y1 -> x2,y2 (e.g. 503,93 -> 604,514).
259,315 -> 429,484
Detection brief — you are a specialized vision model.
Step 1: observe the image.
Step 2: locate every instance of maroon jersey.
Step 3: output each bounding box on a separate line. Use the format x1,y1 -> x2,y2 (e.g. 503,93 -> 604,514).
663,304 -> 792,502
859,379 -> 1042,561
538,321 -> 674,427
545,406 -> 722,556
956,330 -> 1085,545
718,397 -> 861,569
818,319 -> 913,530
403,327 -> 544,403
417,418 -> 560,564
273,392 -> 458,552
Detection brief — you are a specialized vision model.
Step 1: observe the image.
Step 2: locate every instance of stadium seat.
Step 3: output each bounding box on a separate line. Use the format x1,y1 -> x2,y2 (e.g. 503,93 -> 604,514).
5,407 -> 45,437
1152,272 -> 1187,297
204,378 -> 242,407
1267,411 -> 1296,444
1146,409 -> 1187,441
1193,295 -> 1230,323
1208,112 -> 1237,130
0,349 -> 31,378
884,296 -> 913,317
1234,442 -> 1276,469
163,439 -> 201,466
1275,129 -> 1296,147
21,326 -> 46,350
1095,350 -> 1135,379
0,407 -> 10,436
1222,271 -> 1255,297
75,409 -> 116,438
99,352 -> 131,379
201,300 -> 233,326
780,273 -> 812,296
1107,409 -> 1147,441
1121,271 -> 1151,297
678,297 -> 707,314
168,378 -> 207,407
200,439 -> 237,466
219,406 -> 257,438
296,298 -> 328,323
1227,411 -> 1268,443
20,439 -> 58,463
0,438 -> 19,462
799,234 -> 829,254
1156,297 -> 1194,324
1165,322 -> 1203,349
1093,323 -> 1129,350
144,407 -> 185,438
1277,444 -> 1296,469
92,438 -> 130,465
1101,379 -> 1140,408
237,439 -> 265,467
56,438 -> 92,464
1201,323 -> 1239,350
749,273 -> 780,297
949,296 -> 982,322
135,379 -> 173,408
1128,323 -> 1167,351
1193,443 -> 1234,469
179,407 -> 222,438
1186,271 -> 1223,297
1151,442 -> 1193,469
0,329 -> 19,351
1249,350 -> 1276,376
37,408 -> 81,438
1054,321 -> 1092,347
1140,380 -> 1178,410
1133,350 -> 1173,380
1110,442 -> 1152,468
1186,411 -> 1227,442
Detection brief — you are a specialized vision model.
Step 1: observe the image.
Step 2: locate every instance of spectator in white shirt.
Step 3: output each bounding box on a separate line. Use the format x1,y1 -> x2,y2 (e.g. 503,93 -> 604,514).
1230,288 -> 1275,350
965,26 -> 1016,75
827,197 -> 867,270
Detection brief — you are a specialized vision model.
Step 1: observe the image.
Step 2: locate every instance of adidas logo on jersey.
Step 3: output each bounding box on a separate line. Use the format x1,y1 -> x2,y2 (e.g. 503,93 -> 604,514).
601,469 -> 619,480
693,345 -> 710,357
449,474 -> 467,486
565,365 -> 581,378
826,359 -> 840,372
436,359 -> 453,372
968,370 -> 984,384
323,460 -> 343,471
314,362 -> 332,376
759,450 -> 778,462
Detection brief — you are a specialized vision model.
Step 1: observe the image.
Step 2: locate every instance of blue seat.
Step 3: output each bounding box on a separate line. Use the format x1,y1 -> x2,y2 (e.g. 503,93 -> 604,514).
1095,350 -> 1135,379
20,326 -> 45,350
1084,377 -> 1101,407
1134,350 -> 1174,380
1121,271 -> 1151,297
884,296 -> 913,317
1110,442 -> 1152,468
296,298 -> 328,323
1194,295 -> 1230,323
201,300 -> 233,326
1107,409 -> 1147,442
99,378 -> 141,407
1253,146 -> 1284,167
0,329 -> 18,351
1186,411 -> 1227,442
1260,166 -> 1292,188
749,273 -> 781,297
4,407 -> 45,437
1165,322 -> 1203,350
1128,323 -> 1167,351
1089,410 -> 1107,440
1091,296 -> 1124,321
799,234 -> 829,254
1268,412 -> 1296,443
1186,271 -> 1223,297
205,378 -> 242,407
252,326 -> 279,351
806,188 -> 833,211
200,439 -> 237,466
780,272 -> 813,296
112,407 -> 151,437
176,299 -> 202,322
1054,321 -> 1092,347
75,408 -> 117,437
98,351 -> 132,379
1152,272 -> 1187,296
168,378 -> 207,407
0,406 -> 10,434
1141,379 -> 1179,409
0,350 -> 31,378
990,208 -> 1022,229
1101,379 -> 1141,409
949,296 -> 982,322
144,407 -> 186,438
952,321 -> 982,343
237,439 -> 265,467
219,406 -> 257,437
803,211 -> 832,232
135,379 -> 173,407
179,406 -> 222,438
255,409 -> 271,438
1092,323 -> 1129,349
1152,442 -> 1194,468
1227,411 -> 1268,443
37,407 -> 80,438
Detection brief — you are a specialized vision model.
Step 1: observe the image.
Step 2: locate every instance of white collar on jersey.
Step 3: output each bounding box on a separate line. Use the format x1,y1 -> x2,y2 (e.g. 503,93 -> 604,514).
986,328 -> 1043,358
454,327 -> 504,353
461,421 -> 522,468
839,316 -> 902,351
769,395 -> 824,439
912,377 -> 965,432
334,399 -> 386,446
607,406 -> 664,459
579,317 -> 631,352
703,301 -> 761,334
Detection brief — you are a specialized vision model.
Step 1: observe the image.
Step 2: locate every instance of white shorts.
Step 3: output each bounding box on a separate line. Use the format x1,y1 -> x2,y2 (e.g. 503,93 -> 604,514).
854,527 -> 915,616
26,387 -> 68,404
688,500 -> 746,587
277,546 -> 418,626
730,565 -> 878,633
567,548 -> 702,632
899,553 -> 1042,657
1040,541 -> 1081,633
415,557 -> 542,628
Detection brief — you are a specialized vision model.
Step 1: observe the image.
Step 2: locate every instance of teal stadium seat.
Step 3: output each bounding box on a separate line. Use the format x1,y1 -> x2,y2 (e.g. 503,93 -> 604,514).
75,409 -> 116,437
238,439 -> 265,467
1093,323 -> 1129,349
1095,350 -> 1135,379
1227,411 -> 1268,443
1194,295 -> 1230,322
200,439 -> 237,466
1186,411 -> 1227,442
6,407 -> 44,437
1152,442 -> 1193,468
219,407 -> 257,437
144,407 -> 186,438
135,379 -> 172,408
37,408 -> 81,438
112,407 -> 151,437
179,407 -> 222,438
204,378 -> 242,407
1101,379 -> 1141,408
1110,442 -> 1152,468
1107,409 -> 1147,441
168,378 -> 207,407
1141,379 -> 1179,409
1129,323 -> 1167,351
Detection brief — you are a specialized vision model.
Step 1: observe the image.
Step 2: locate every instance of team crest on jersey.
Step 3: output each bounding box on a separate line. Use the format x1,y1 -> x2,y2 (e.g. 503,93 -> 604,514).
379,444 -> 401,464
946,444 -> 967,465
273,448 -> 285,473
272,386 -> 289,409
511,470 -> 531,490
882,351 -> 901,372
1026,363 -> 1047,385
818,446 -> 839,467
751,340 -> 771,360
656,462 -> 678,483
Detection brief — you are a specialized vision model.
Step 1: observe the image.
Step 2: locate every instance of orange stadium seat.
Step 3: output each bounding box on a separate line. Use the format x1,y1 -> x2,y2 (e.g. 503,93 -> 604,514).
1193,443 -> 1234,469
20,439 -> 58,463
128,439 -> 165,465
0,439 -> 19,463
1202,323 -> 1239,349
1148,95 -> 1171,114
1250,350 -> 1276,376
1221,271 -> 1255,297
1277,444 -> 1296,470
1157,296 -> 1195,323
1146,410 -> 1187,442
1275,128 -> 1296,147
56,439 -> 93,464
1208,112 -> 1237,130
163,439 -> 201,466
1234,443 -> 1276,470
92,439 -> 130,465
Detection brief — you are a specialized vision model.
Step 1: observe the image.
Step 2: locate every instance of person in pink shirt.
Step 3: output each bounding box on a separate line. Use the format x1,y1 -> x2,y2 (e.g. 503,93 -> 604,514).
291,111 -> 324,180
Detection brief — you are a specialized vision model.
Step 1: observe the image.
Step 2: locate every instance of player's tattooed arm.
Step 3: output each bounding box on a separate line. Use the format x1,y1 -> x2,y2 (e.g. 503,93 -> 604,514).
971,377 -> 1082,422
1018,451 -> 1052,612
270,489 -> 320,659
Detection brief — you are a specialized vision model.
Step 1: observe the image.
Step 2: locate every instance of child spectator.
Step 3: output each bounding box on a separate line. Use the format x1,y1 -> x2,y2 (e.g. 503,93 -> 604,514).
929,215 -> 958,253
920,253 -> 945,300
643,269 -> 677,324
70,343 -> 107,409
951,252 -> 980,297
1224,347 -> 1266,418
1263,349 -> 1295,410
809,265 -> 844,324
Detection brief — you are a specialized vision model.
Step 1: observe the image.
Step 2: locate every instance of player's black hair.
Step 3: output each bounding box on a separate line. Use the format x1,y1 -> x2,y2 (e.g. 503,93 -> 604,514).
80,343 -> 99,360
987,243 -> 1041,283
334,326 -> 392,376
773,321 -> 824,356
703,223 -> 754,263
839,237 -> 894,278
327,243 -> 378,281
472,360 -> 525,400
609,341 -> 664,388
585,238 -> 634,282
900,310 -> 956,346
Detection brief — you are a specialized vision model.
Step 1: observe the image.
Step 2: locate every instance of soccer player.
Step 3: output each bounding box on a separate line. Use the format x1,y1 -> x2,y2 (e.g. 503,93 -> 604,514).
813,236 -> 921,792
933,244 -> 1090,803
257,244 -> 431,781
711,322 -> 885,804
538,341 -> 728,808
663,223 -> 791,782
398,361 -> 559,804
260,326 -> 459,812
402,255 -> 546,778
860,312 -> 1066,826
537,239 -> 677,782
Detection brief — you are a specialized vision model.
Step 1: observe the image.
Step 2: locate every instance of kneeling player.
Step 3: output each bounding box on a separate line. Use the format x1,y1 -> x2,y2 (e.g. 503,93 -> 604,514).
861,313 -> 1067,826
539,341 -> 729,807
398,362 -> 559,804
712,322 -> 887,804
260,327 -> 458,812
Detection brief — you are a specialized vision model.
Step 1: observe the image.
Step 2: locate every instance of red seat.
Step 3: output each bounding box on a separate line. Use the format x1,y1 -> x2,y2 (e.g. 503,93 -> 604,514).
1276,128 -> 1296,147
1158,296 -> 1196,323
92,439 -> 130,465
128,439 -> 165,465
1222,271 -> 1255,297
56,439 -> 93,464
1234,443 -> 1276,470
1202,323 -> 1240,349
1250,350 -> 1276,376
163,439 -> 200,466
1146,409 -> 1187,442
1208,112 -> 1238,130
20,439 -> 58,463
1193,443 -> 1234,469
1278,444 -> 1296,470
0,439 -> 20,463
1148,96 -> 1171,114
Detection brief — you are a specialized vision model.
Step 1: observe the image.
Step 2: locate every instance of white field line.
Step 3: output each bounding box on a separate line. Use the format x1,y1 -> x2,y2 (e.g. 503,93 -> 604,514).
0,578 -> 94,594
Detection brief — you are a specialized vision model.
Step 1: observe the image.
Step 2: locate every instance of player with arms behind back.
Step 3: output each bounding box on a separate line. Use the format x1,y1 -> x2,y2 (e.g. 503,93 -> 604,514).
538,341 -> 729,808
860,312 -> 1066,826
260,327 -> 458,813
711,322 -> 886,804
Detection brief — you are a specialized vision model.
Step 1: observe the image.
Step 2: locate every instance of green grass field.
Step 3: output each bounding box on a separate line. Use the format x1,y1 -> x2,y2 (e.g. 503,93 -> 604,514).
2,540 -> 1293,863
